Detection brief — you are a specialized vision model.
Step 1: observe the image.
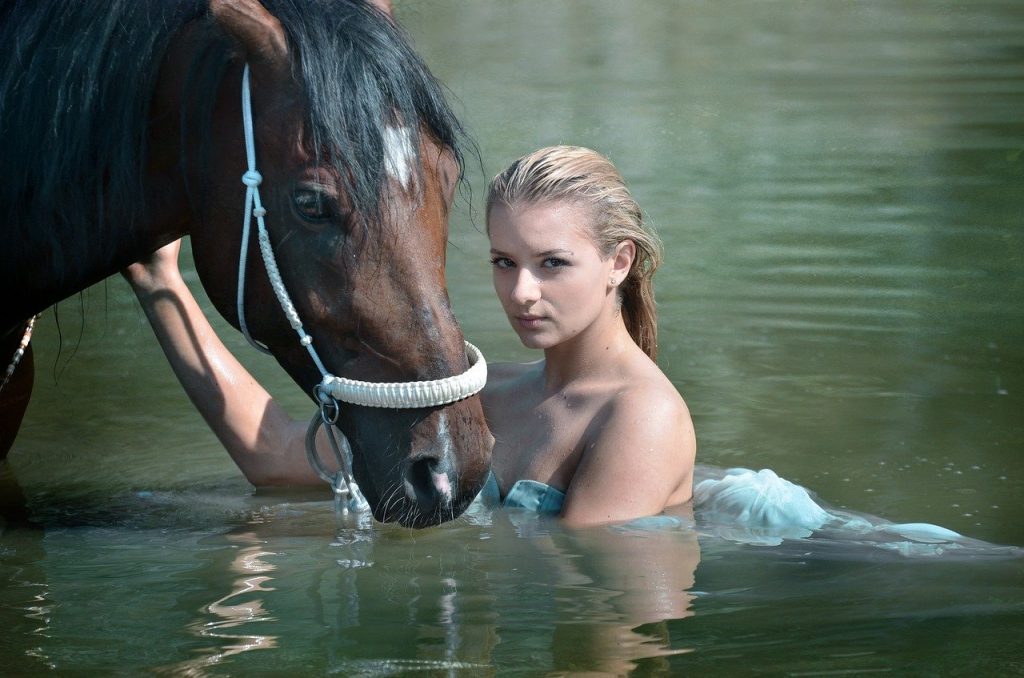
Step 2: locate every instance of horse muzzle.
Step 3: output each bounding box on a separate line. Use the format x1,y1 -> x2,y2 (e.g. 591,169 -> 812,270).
348,399 -> 490,528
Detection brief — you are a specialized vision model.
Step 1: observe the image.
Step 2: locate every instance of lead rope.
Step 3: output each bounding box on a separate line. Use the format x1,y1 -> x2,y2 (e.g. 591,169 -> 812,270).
235,64 -> 486,511
0,315 -> 38,395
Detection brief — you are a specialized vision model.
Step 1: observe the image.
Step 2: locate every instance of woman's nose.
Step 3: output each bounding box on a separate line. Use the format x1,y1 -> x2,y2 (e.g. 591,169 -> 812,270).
511,269 -> 541,305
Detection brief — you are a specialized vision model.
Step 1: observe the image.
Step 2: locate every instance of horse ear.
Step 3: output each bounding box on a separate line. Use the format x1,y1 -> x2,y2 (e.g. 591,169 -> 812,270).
209,0 -> 289,70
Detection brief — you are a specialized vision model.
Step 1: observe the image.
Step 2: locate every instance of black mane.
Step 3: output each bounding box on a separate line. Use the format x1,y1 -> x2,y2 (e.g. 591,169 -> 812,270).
0,1 -> 205,294
266,0 -> 467,226
0,0 -> 467,326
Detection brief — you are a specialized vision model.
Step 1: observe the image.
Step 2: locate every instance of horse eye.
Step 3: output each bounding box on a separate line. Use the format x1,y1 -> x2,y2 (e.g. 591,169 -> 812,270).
292,188 -> 334,222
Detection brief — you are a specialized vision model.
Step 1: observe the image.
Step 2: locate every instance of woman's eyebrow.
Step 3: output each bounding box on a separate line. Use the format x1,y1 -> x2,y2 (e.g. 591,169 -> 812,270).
488,247 -> 574,258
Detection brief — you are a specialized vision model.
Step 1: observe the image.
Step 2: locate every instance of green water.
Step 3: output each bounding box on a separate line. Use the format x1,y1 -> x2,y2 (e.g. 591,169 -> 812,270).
3,1 -> 1023,674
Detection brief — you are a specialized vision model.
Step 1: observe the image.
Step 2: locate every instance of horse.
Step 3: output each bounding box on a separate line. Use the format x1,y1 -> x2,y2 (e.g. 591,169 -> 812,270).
0,0 -> 492,528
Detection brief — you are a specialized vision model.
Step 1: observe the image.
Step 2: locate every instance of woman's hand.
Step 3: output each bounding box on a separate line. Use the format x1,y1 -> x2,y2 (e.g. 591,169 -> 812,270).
122,238 -> 184,295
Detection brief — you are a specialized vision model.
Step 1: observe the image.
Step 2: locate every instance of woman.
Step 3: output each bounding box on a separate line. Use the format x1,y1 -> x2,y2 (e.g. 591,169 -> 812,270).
477,146 -> 694,524
125,145 -> 695,526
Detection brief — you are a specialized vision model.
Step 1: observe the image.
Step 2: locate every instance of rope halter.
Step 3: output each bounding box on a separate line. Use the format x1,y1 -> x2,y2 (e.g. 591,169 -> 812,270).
235,64 -> 487,512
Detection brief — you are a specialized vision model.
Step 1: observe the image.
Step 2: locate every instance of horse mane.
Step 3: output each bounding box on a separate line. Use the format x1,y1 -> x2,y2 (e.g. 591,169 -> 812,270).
262,0 -> 468,229
0,0 -> 207,294
184,0 -> 469,229
0,0 -> 467,324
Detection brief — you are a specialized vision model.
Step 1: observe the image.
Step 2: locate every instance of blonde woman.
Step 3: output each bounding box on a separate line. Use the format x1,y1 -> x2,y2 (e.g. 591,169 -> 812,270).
477,145 -> 695,525
124,145 -> 695,526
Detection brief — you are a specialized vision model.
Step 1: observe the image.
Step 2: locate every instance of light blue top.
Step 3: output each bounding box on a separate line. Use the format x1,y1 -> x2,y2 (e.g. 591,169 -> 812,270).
692,466 -> 993,553
472,471 -> 688,530
477,471 -> 565,514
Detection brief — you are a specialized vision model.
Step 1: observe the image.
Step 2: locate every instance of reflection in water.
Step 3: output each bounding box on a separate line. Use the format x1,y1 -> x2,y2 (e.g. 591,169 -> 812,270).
20,578 -> 54,671
532,507 -> 700,674
2,487 -> 1020,674
163,531 -> 278,676
323,511 -> 498,675
0,463 -> 54,672
149,504 -> 701,675
0,538 -> 55,672
325,504 -> 700,675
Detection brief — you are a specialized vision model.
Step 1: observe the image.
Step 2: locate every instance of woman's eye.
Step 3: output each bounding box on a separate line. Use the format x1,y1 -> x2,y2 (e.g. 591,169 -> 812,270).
542,257 -> 568,269
293,188 -> 335,222
490,257 -> 515,269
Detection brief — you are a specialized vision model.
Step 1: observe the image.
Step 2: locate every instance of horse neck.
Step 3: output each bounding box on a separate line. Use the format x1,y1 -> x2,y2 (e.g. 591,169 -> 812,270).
0,3 -> 206,331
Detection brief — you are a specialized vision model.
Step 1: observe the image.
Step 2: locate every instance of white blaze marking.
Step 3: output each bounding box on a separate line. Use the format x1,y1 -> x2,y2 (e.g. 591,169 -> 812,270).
383,126 -> 414,188
432,471 -> 452,500
434,412 -> 454,502
404,412 -> 455,504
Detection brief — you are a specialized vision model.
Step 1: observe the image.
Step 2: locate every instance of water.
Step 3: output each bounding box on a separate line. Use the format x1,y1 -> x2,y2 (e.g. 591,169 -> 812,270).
3,0 -> 1024,674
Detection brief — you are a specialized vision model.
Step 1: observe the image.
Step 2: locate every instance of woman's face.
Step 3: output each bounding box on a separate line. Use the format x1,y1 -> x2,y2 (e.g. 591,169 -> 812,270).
488,200 -> 622,350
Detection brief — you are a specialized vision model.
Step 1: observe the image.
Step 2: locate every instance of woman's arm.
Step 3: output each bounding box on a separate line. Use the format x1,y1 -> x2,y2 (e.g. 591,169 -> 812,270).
560,388 -> 696,527
123,239 -> 326,486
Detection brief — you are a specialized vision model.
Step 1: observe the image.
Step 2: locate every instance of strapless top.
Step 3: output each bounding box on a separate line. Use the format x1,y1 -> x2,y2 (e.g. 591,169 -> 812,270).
477,471 -> 565,514
471,473 -> 689,530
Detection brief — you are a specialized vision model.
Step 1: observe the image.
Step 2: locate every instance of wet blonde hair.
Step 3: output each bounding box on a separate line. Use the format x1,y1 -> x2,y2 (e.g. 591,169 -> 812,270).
486,145 -> 663,359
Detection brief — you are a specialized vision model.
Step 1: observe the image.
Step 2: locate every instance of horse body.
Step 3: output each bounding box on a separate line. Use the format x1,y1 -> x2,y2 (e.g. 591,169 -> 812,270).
0,0 -> 491,527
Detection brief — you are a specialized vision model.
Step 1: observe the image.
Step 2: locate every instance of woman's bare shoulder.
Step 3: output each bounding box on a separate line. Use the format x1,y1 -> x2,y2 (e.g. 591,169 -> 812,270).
618,376 -> 689,421
567,362 -> 696,521
621,351 -> 687,401
600,368 -> 695,473
606,358 -> 692,437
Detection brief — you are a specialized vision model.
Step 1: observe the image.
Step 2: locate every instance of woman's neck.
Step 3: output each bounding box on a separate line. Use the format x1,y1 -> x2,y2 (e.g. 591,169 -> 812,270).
541,308 -> 636,392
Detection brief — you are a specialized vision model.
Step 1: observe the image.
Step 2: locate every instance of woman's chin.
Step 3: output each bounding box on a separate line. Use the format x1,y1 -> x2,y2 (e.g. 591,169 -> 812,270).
515,330 -> 553,350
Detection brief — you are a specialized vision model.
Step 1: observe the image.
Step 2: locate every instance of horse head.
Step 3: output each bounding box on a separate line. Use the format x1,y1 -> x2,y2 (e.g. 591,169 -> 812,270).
175,0 -> 490,526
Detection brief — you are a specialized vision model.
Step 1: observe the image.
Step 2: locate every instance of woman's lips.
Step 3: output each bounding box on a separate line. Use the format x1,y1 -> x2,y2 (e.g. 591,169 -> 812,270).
514,315 -> 544,330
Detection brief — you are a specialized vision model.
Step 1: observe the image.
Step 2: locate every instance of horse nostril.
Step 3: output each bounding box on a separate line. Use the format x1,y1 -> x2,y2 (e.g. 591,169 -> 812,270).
405,457 -> 453,511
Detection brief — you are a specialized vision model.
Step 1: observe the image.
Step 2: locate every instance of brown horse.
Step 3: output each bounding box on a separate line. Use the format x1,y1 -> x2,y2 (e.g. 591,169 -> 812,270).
0,0 -> 490,527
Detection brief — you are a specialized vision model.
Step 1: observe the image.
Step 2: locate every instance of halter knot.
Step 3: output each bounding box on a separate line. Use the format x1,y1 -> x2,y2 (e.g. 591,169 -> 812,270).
242,170 -> 263,187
